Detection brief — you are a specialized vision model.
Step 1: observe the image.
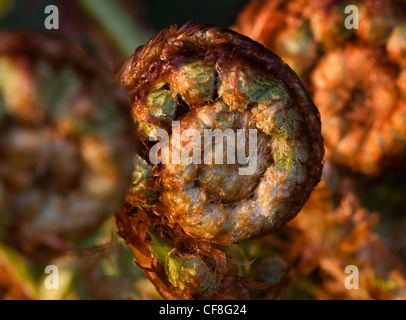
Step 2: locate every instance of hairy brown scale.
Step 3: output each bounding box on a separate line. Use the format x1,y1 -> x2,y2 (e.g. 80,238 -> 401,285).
118,22 -> 324,244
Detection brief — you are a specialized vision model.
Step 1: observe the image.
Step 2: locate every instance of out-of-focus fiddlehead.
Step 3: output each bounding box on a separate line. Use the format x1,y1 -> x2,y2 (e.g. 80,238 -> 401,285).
0,31 -> 134,260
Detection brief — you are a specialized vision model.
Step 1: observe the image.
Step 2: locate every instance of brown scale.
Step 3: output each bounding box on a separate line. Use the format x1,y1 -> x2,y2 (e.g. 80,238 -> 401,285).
116,21 -> 323,299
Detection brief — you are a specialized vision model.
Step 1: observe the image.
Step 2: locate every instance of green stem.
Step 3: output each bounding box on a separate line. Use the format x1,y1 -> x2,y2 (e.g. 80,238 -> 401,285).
77,0 -> 149,57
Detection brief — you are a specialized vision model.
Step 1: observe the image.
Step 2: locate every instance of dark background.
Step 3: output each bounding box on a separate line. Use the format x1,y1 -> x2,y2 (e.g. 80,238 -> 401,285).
0,0 -> 249,31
